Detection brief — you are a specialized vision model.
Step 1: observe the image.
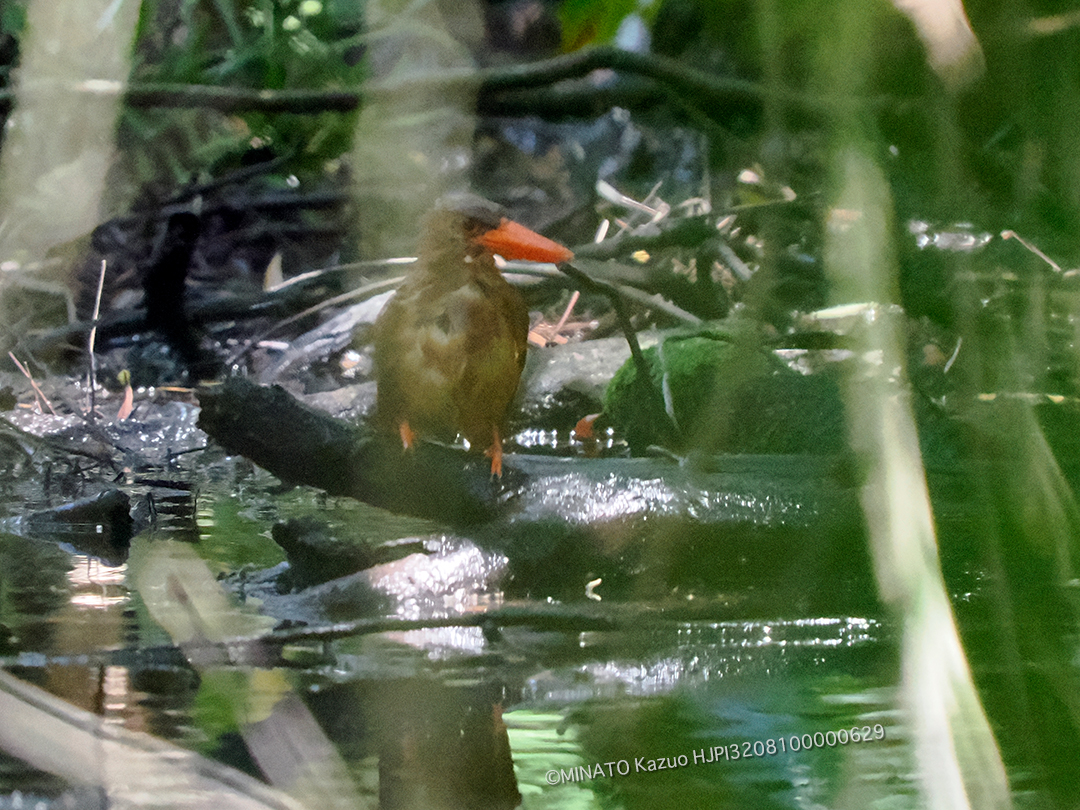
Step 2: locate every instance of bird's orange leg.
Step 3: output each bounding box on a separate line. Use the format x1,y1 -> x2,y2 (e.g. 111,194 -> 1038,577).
398,420 -> 417,451
484,426 -> 504,477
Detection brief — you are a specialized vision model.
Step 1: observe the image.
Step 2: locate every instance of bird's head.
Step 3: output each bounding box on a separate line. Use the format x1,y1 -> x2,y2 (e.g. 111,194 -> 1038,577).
421,193 -> 574,268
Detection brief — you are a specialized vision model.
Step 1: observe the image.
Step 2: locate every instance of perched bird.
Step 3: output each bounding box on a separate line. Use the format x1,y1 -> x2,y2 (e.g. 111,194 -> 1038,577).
373,194 -> 573,476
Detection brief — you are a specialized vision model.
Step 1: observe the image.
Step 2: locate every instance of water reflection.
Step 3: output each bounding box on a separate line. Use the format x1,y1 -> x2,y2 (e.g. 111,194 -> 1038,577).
526,616 -> 882,703
0,457 -> 1062,809
66,556 -> 128,611
507,657 -> 912,810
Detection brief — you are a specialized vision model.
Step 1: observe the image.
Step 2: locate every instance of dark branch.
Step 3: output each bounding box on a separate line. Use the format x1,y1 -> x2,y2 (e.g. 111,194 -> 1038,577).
0,46 -> 886,120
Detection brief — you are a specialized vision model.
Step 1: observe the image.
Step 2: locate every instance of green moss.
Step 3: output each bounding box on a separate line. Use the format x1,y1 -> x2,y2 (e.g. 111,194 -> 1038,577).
604,332 -> 845,455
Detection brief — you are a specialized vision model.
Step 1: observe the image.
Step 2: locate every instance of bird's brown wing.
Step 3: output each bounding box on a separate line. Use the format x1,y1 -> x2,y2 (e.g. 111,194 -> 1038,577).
452,276 -> 528,447
373,283 -> 467,440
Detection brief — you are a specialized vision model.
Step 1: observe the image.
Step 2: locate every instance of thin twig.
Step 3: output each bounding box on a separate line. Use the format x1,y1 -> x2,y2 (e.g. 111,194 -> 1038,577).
223,273 -> 407,368
554,290 -> 580,333
7,352 -> 57,415
557,261 -> 678,444
571,215 -> 718,261
87,259 -> 107,420
1001,229 -> 1064,274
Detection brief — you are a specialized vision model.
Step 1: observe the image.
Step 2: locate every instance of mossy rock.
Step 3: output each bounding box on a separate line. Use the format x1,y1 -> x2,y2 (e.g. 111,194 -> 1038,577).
603,333 -> 846,455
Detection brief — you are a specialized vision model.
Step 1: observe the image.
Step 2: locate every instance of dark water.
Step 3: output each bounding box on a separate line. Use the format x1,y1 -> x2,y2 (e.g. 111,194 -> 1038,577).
0,449 -> 1073,809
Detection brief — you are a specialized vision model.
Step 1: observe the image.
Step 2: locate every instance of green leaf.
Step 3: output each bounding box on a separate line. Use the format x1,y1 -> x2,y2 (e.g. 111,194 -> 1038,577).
559,0 -> 640,50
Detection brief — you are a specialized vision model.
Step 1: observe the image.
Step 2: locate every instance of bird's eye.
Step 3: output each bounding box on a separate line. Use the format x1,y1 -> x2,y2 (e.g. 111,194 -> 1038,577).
464,219 -> 495,241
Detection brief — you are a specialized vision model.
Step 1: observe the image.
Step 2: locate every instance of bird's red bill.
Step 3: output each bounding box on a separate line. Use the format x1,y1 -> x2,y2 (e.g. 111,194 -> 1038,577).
477,219 -> 574,264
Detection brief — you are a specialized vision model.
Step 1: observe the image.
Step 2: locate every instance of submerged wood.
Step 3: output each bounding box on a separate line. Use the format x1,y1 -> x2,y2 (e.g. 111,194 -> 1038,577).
23,488 -> 133,565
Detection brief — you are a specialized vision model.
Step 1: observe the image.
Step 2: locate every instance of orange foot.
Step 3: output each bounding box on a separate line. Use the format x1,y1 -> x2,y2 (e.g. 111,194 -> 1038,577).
398,420 -> 417,451
484,426 -> 504,478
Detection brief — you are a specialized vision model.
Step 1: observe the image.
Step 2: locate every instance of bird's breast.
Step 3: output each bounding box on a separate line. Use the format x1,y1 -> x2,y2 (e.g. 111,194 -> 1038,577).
374,275 -> 527,442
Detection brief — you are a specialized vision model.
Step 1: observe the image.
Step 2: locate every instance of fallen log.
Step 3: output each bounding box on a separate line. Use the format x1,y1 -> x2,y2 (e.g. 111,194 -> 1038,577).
197,376 -> 502,525
197,376 -> 874,607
